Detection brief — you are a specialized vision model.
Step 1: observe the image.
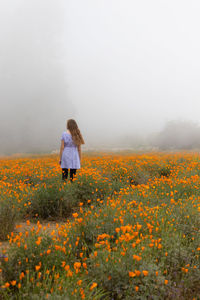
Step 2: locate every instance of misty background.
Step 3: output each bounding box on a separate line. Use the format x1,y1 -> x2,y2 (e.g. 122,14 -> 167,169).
1,0 -> 200,154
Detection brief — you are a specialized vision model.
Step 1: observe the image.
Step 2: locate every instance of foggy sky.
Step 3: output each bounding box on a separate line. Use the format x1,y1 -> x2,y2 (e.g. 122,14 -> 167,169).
1,0 -> 200,153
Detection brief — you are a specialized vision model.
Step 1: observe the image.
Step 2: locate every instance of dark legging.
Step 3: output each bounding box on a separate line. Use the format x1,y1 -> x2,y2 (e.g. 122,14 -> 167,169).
62,168 -> 77,181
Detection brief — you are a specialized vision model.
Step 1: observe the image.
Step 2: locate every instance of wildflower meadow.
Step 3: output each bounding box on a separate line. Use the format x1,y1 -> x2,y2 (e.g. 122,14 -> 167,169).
0,152 -> 200,299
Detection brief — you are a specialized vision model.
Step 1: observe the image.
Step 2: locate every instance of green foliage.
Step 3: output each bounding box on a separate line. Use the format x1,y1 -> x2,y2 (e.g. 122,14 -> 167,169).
129,169 -> 150,186
70,174 -> 111,204
1,233 -> 68,284
1,153 -> 200,299
157,166 -> 171,177
28,181 -> 77,220
0,200 -> 16,241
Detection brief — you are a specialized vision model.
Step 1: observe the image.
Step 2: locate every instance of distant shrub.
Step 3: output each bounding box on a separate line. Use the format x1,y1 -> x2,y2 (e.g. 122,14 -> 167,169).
0,201 -> 16,241
157,166 -> 171,177
71,174 -> 110,204
129,169 -> 150,186
28,181 -> 77,220
110,167 -> 128,181
143,163 -> 172,179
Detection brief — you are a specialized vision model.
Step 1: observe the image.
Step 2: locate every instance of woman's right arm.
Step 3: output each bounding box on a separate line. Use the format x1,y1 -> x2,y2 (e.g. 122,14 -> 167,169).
59,140 -> 64,164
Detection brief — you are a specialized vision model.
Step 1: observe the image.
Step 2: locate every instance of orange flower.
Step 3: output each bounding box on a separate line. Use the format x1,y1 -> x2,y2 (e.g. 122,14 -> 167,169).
4,282 -> 10,288
67,270 -> 73,277
82,263 -> 87,269
72,213 -> 78,218
19,272 -> 25,280
143,270 -> 148,276
11,280 -> 16,286
35,237 -> 42,246
133,255 -> 142,261
64,265 -> 70,271
129,271 -> 136,278
74,262 -> 81,269
35,265 -> 41,271
90,282 -> 97,291
135,270 -> 141,276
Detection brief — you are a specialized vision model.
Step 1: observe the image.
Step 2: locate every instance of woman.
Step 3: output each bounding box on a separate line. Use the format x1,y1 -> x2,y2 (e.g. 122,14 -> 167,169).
59,119 -> 84,181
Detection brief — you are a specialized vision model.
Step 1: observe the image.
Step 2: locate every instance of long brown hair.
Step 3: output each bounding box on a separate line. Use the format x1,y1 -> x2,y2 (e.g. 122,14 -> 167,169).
67,119 -> 85,146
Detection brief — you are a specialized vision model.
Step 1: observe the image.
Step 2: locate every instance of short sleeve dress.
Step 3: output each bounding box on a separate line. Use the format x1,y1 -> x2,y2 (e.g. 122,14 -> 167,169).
60,132 -> 81,169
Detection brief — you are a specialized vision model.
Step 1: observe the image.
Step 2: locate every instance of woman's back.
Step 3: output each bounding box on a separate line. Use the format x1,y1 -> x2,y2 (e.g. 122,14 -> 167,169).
60,132 -> 80,169
62,132 -> 77,148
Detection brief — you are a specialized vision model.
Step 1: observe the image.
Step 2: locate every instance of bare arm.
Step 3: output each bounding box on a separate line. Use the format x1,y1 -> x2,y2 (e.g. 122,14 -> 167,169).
59,140 -> 64,163
78,145 -> 81,162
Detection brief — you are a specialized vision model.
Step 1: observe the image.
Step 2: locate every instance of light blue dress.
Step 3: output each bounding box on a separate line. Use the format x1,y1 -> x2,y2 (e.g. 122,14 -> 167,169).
60,132 -> 81,169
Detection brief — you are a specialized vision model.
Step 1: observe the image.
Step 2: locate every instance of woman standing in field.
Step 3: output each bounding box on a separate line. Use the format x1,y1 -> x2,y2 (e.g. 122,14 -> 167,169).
59,119 -> 84,181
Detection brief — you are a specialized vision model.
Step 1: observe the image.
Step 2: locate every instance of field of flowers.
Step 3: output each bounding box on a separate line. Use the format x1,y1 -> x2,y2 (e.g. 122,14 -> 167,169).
0,152 -> 200,299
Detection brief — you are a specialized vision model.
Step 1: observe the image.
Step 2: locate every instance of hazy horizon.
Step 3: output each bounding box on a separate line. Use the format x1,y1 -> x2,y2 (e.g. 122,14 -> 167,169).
1,0 -> 200,154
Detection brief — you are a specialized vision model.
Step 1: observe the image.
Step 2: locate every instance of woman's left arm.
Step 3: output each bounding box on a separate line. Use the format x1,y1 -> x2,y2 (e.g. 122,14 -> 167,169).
78,145 -> 81,162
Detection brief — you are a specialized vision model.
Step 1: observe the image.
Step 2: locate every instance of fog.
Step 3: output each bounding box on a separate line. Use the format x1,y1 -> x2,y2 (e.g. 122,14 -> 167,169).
1,0 -> 200,154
